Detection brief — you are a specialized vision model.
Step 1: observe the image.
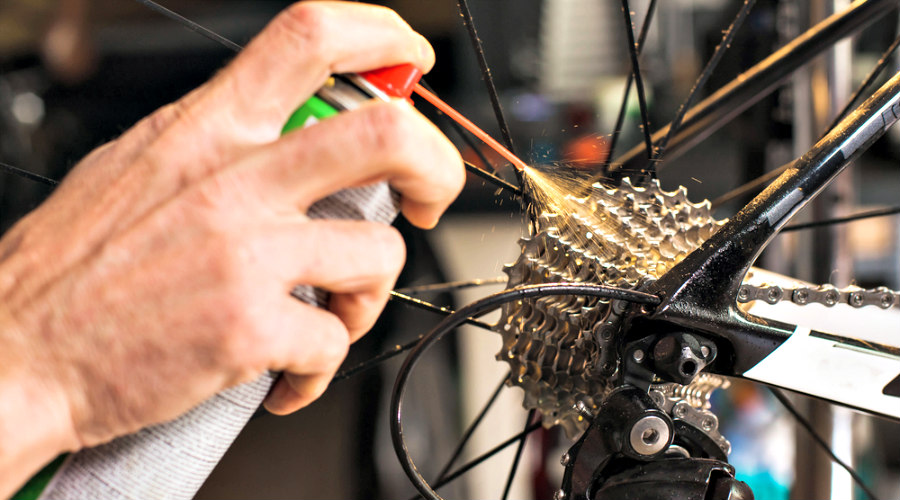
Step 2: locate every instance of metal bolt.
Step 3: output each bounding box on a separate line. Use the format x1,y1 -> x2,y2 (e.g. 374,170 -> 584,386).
633,349 -> 645,363
794,289 -> 809,304
629,415 -> 670,456
574,400 -> 594,421
673,402 -> 689,419
825,291 -> 839,306
553,489 -> 566,500
881,294 -> 894,309
701,416 -> 717,431
700,346 -> 710,358
766,286 -> 782,304
601,362 -> 616,375
560,453 -> 571,466
737,287 -> 750,302
850,292 -> 864,307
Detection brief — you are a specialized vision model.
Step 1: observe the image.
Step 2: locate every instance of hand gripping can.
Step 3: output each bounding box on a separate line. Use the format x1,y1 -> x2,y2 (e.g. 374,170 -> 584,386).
20,65 -> 422,500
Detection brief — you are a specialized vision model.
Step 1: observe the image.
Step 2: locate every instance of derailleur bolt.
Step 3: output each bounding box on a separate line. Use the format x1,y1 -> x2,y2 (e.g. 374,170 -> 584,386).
574,400 -> 594,421
629,415 -> 670,456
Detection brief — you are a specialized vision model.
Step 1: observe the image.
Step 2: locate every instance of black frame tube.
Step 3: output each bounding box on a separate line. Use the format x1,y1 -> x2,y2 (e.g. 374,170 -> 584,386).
647,69 -> 900,376
605,0 -> 898,177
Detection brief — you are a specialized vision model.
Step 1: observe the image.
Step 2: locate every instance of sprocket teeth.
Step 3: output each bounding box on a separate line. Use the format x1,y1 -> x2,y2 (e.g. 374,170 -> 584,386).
496,177 -> 723,435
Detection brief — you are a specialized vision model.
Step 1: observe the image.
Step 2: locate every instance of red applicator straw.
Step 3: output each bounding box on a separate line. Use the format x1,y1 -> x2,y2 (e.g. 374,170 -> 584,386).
360,65 -> 529,173
412,84 -> 529,172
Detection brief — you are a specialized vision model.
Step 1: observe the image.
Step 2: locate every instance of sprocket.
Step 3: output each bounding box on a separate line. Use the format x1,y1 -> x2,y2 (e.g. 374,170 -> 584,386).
496,177 -> 726,436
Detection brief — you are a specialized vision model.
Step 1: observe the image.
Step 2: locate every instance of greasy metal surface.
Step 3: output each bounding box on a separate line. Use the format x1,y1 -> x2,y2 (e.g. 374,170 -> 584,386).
650,377 -> 732,458
499,72 -> 900,426
647,69 -> 900,376
497,178 -> 724,434
737,281 -> 900,309
558,386 -> 745,499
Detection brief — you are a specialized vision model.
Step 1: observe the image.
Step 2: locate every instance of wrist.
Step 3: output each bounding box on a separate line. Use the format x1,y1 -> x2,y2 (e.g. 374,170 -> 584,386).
0,292 -> 80,497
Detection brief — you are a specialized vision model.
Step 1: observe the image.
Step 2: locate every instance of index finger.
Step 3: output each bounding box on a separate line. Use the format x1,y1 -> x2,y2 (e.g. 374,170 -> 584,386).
207,1 -> 435,138
135,2 -> 434,177
214,100 -> 464,229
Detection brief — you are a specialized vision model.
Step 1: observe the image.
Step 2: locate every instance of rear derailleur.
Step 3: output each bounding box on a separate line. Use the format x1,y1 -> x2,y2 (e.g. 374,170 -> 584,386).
554,328 -> 753,500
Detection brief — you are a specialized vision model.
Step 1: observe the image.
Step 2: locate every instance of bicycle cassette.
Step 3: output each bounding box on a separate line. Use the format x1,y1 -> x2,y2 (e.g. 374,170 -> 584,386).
496,177 -> 726,436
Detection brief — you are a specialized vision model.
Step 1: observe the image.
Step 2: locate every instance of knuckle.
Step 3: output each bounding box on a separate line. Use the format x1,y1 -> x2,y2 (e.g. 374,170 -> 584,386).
187,173 -> 250,221
379,5 -> 409,31
190,180 -> 227,213
141,100 -> 190,140
362,103 -> 415,161
143,103 -> 178,137
276,2 -> 332,59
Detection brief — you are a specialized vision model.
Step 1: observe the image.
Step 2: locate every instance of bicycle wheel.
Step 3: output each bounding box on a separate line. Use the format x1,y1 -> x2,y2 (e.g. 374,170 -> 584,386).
1,1 -> 899,499
386,1 -> 900,499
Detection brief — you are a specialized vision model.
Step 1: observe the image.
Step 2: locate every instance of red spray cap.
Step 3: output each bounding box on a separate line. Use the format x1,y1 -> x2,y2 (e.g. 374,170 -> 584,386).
360,64 -> 423,100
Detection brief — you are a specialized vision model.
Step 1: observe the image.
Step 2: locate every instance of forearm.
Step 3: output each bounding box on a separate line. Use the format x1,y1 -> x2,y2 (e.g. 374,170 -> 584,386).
0,307 -> 78,498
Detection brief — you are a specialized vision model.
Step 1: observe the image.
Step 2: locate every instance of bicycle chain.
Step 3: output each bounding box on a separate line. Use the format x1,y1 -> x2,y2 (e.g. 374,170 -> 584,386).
737,280 -> 900,309
498,176 -> 899,441
498,177 -> 724,436
650,374 -> 732,457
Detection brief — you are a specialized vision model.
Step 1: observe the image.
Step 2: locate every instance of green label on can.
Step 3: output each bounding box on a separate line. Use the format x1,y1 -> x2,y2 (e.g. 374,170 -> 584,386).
282,96 -> 339,135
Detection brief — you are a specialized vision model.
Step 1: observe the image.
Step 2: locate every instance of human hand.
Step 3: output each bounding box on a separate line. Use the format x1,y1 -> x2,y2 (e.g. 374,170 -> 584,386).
0,1 -> 462,492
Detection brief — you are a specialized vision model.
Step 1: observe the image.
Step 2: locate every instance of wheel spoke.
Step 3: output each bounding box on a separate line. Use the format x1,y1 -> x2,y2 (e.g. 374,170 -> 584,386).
408,421 -> 543,500
822,33 -> 900,136
769,388 -> 881,500
37,2 -> 900,498
332,335 -> 424,382
600,0 -> 896,181
132,0 -> 242,52
395,277 -> 507,296
712,33 -> 900,210
501,409 -> 535,500
618,0 -> 655,173
434,377 -> 507,483
605,0 -> 658,166
710,163 -> 789,209
420,80 -> 498,174
456,0 -> 518,157
655,0 -> 758,167
389,291 -> 495,331
780,206 -> 900,233
0,161 -> 59,187
465,162 -> 523,199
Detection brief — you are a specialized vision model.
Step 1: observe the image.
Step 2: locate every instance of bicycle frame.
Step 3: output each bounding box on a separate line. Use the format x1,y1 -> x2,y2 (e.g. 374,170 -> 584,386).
642,69 -> 900,419
607,0 -> 899,175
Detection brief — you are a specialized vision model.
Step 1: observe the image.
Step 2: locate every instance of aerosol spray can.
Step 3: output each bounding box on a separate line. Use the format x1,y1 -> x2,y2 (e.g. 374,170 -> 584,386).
21,65 -> 422,500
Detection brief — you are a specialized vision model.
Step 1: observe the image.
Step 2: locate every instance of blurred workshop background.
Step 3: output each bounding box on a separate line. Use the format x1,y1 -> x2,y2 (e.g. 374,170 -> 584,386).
1,0 -> 899,499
